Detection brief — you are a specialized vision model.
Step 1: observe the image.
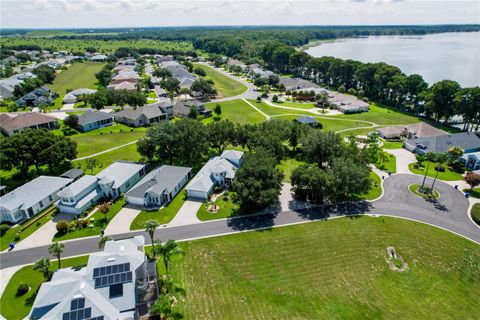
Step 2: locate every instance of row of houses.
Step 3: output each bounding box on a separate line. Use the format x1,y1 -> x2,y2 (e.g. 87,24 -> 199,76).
0,71 -> 38,100
158,56 -> 197,90
107,58 -> 140,91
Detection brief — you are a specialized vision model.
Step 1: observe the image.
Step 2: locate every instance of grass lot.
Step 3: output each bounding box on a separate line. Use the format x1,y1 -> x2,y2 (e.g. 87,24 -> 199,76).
0,206 -> 57,251
70,124 -> 146,158
464,188 -> 480,199
193,64 -> 247,98
205,99 -> 265,124
408,163 -> 464,181
373,153 -> 397,174
46,62 -> 105,95
362,171 -> 383,200
1,38 -> 193,54
53,198 -> 125,241
168,216 -> 480,319
130,188 -> 189,230
74,143 -> 141,174
196,193 -> 240,221
381,139 -> 404,149
0,256 -> 89,320
277,158 -> 306,183
274,100 -> 318,110
471,203 -> 480,226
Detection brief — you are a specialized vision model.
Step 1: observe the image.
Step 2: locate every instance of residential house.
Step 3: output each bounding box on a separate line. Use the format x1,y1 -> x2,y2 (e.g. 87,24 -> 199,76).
173,100 -> 209,118
112,70 -> 141,81
186,150 -> 244,200
77,110 -> 114,132
280,77 -> 319,91
0,77 -> 22,100
0,176 -> 72,223
62,88 -> 96,104
377,122 -> 446,140
295,116 -> 320,128
114,105 -> 169,127
0,112 -> 58,136
107,81 -> 138,91
249,67 -> 276,80
17,86 -> 55,108
126,165 -> 192,208
460,152 -> 480,170
227,58 -> 247,71
60,168 -> 84,181
57,161 -> 147,215
405,132 -> 480,155
327,92 -> 370,114
28,236 -> 157,320
90,54 -> 109,62
166,65 -> 197,90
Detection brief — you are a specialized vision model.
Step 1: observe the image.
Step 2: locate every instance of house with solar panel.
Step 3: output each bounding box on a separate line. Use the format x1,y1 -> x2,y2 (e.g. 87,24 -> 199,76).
29,236 -> 159,320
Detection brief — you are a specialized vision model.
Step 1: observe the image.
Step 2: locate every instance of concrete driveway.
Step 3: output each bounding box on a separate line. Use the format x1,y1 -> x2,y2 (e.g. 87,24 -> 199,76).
104,207 -> 141,235
168,200 -> 202,226
385,148 -> 416,174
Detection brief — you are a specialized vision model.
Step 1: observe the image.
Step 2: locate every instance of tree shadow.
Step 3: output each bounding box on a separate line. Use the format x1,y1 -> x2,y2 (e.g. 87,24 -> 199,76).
226,202 -> 281,232
424,198 -> 449,212
296,201 -> 374,221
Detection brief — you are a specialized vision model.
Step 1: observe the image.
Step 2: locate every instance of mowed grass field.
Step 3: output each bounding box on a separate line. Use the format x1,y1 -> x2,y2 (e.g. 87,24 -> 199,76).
194,63 -> 247,98
205,99 -> 265,124
74,143 -> 141,174
332,102 -> 421,125
1,38 -> 193,54
168,216 -> 480,319
46,62 -> 105,95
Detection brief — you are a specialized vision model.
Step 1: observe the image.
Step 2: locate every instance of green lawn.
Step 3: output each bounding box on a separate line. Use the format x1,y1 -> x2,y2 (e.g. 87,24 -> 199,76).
205,99 -> 266,124
471,203 -> 480,226
362,171 -> 383,200
70,124 -> 146,158
408,163 -> 464,181
0,256 -> 89,320
0,206 -> 57,251
193,63 -> 247,98
53,198 -> 125,241
273,114 -> 371,132
130,187 -> 189,230
46,62 -> 105,95
74,143 -> 141,174
274,100 -> 317,110
277,158 -> 306,183
464,188 -> 480,199
381,139 -> 404,149
168,216 -> 480,319
196,193 -> 241,221
374,153 -> 397,174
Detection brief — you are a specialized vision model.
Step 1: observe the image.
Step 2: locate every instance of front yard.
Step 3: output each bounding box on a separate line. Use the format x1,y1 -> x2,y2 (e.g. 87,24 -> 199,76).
196,192 -> 241,221
408,162 -> 464,181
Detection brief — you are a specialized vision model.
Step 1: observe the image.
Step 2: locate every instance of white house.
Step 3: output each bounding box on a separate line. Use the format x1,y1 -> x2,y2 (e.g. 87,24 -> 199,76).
126,165 -> 192,208
0,176 -> 72,223
56,161 -> 147,215
29,236 -> 153,320
186,150 -> 244,200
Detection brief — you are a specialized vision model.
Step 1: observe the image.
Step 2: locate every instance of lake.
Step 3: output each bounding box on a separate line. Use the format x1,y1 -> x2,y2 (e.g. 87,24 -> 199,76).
306,32 -> 480,87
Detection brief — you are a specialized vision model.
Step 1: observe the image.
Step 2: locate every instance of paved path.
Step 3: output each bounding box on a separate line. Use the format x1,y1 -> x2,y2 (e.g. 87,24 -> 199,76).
1,174 -> 477,269
168,200 -> 202,226
73,140 -> 138,161
385,148 -> 416,174
242,98 -> 270,119
104,207 -> 141,235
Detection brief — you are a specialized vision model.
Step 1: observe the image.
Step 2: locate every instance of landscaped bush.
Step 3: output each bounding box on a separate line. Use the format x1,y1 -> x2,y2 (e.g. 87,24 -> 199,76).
434,165 -> 446,172
0,224 -> 10,236
471,204 -> 480,226
16,283 -> 29,296
80,219 -> 89,228
99,202 -> 111,214
56,220 -> 69,234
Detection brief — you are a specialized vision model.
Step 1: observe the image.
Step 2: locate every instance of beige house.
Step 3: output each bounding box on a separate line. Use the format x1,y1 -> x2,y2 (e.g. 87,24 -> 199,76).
377,122 -> 447,140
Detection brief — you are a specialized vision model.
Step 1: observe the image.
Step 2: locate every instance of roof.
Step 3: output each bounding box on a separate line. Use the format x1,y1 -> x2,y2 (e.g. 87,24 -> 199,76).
126,165 -> 191,198
0,112 -> 57,131
57,175 -> 98,198
96,161 -> 146,189
60,168 -> 84,180
114,105 -> 165,121
77,110 -> 113,126
279,77 -> 319,90
0,176 -> 72,211
295,116 -> 318,125
221,150 -> 244,163
406,132 -> 480,153
69,88 -> 96,96
107,81 -> 137,90
377,126 -> 405,137
90,54 -> 108,60
405,122 -> 447,138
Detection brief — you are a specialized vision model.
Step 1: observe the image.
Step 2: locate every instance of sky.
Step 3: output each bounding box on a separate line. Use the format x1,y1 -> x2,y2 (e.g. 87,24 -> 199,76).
1,0 -> 479,29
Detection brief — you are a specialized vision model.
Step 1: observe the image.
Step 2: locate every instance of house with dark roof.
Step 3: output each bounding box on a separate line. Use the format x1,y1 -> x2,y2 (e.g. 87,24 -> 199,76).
17,86 -> 55,108
77,110 -> 114,132
295,116 -> 320,127
173,100 -> 210,118
60,168 -> 84,180
405,132 -> 480,155
0,112 -> 58,136
113,105 -> 168,127
126,165 -> 192,208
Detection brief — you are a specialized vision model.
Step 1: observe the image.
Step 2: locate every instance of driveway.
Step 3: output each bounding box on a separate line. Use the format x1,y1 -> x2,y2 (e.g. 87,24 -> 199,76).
167,200 -> 202,226
279,183 -> 306,212
104,207 -> 141,235
385,148 -> 416,174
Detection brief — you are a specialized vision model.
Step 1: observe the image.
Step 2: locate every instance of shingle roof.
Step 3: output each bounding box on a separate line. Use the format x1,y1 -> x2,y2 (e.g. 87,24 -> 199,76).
0,112 -> 57,131
57,175 -> 98,198
295,116 -> 318,125
406,132 -> 480,153
96,161 -> 145,189
77,110 -> 113,126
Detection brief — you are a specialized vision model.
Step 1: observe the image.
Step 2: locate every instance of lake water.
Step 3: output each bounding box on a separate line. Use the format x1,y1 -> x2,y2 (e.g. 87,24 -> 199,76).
306,32 -> 480,87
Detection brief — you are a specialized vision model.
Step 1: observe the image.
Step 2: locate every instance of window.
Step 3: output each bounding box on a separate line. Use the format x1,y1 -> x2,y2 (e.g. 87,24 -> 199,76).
48,195 -> 53,202
39,201 -> 43,208
109,283 -> 123,298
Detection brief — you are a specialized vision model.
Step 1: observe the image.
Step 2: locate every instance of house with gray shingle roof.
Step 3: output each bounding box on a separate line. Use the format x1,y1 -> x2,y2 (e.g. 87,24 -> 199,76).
77,110 -> 114,132
405,132 -> 480,155
0,176 -> 72,223
295,116 -> 319,127
126,165 -> 192,208
113,105 -> 169,127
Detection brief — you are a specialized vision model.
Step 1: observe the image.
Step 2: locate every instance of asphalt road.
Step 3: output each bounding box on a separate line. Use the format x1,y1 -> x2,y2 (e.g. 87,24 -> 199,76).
1,174 -> 478,269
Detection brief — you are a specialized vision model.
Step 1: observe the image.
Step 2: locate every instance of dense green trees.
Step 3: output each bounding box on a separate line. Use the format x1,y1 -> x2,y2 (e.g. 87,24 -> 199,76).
207,120 -> 235,153
191,78 -> 217,97
95,62 -> 114,87
0,129 -> 77,175
32,65 -> 56,83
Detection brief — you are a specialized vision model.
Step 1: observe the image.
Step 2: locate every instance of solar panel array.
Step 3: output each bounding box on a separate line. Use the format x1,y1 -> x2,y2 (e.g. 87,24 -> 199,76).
62,298 -> 104,320
93,263 -> 132,289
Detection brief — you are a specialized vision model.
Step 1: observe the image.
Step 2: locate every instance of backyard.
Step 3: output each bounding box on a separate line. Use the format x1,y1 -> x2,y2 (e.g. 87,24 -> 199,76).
46,61 -> 105,95
167,216 -> 480,319
0,256 -> 89,320
194,63 -> 247,98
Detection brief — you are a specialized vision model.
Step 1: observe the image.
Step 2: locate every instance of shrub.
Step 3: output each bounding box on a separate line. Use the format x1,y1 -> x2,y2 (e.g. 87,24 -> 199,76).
80,219 -> 89,228
0,224 -> 10,236
434,165 -> 446,172
99,202 -> 111,214
56,220 -> 69,234
16,283 -> 29,296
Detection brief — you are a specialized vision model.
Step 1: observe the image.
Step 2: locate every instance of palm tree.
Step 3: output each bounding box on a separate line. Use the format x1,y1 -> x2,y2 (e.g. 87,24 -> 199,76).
430,153 -> 449,193
33,257 -> 51,281
98,236 -> 113,249
48,242 -> 64,269
145,220 -> 160,257
420,152 -> 437,190
154,239 -> 184,275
